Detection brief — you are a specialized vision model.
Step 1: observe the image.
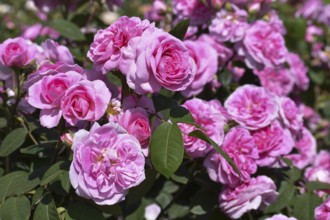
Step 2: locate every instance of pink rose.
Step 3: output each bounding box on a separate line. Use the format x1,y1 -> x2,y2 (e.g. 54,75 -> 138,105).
181,39 -> 218,97
240,20 -> 288,70
122,94 -> 156,114
61,80 -> 111,126
178,98 -> 225,158
144,0 -> 167,22
287,53 -> 309,91
265,214 -> 297,220
69,122 -> 145,205
204,127 -> 259,187
0,37 -> 38,67
278,97 -> 303,133
252,121 -> 294,167
88,16 -> 150,74
123,26 -> 196,94
315,196 -> 330,220
38,39 -> 74,65
220,175 -> 278,219
224,85 -> 278,130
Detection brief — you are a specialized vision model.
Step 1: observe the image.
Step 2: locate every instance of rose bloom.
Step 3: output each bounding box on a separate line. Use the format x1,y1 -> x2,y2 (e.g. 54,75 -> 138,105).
69,122 -> 145,205
38,39 -> 74,65
220,175 -> 278,219
224,85 -> 278,130
122,26 -> 196,94
61,80 -> 111,126
204,127 -> 259,187
295,0 -> 322,19
287,53 -> 309,91
178,98 -> 225,158
181,39 -> 218,97
278,97 -> 303,133
255,67 -> 294,97
240,20 -> 288,70
209,6 -> 248,43
315,196 -> 330,220
0,37 -> 38,67
285,127 -> 317,169
88,16 -> 150,74
265,214 -> 297,220
252,121 -> 294,167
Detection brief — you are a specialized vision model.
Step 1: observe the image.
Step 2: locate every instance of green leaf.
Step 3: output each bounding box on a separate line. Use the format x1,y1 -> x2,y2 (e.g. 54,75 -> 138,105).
0,171 -> 40,203
40,161 -> 71,186
219,70 -> 233,89
168,204 -> 190,219
305,181 -> 330,191
51,19 -> 85,41
169,19 -> 190,40
169,105 -> 194,124
150,122 -> 184,178
66,202 -> 105,220
33,194 -> 60,220
0,128 -> 27,157
0,118 -> 7,129
0,196 -> 30,220
189,130 -> 240,177
20,141 -> 57,155
152,94 -> 176,112
60,171 -> 71,193
293,193 -> 322,220
265,181 -> 296,213
309,71 -> 325,85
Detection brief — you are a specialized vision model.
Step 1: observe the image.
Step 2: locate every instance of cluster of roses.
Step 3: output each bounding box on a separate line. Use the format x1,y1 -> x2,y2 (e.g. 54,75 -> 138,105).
1,0 -> 330,219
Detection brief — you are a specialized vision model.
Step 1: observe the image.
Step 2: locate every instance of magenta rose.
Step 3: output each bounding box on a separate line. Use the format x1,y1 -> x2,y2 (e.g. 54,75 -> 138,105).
220,175 -> 278,219
224,85 -> 278,130
315,196 -> 330,220
61,80 -> 111,126
181,39 -> 218,97
204,127 -> 259,187
265,214 -> 297,220
0,37 -> 38,67
252,121 -> 294,167
278,97 -> 303,133
240,20 -> 288,70
88,16 -> 150,74
69,122 -> 145,205
123,26 -> 196,94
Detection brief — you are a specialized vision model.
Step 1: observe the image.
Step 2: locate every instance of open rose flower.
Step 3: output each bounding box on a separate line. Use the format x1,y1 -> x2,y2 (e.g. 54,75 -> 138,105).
38,39 -> 74,65
61,80 -> 111,126
123,26 -> 196,94
69,122 -> 145,205
287,53 -> 309,91
265,214 -> 297,220
0,37 -> 38,67
315,196 -> 330,220
220,175 -> 278,219
224,85 -> 278,130
278,97 -> 303,133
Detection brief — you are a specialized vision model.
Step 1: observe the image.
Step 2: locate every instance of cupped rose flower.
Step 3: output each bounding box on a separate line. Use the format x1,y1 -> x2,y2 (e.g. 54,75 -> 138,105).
117,107 -> 151,156
69,122 -> 145,205
240,20 -> 288,70
278,97 -> 303,133
224,85 -> 278,130
88,16 -> 150,74
123,26 -> 196,94
38,39 -> 74,65
28,71 -> 84,128
61,80 -> 111,126
252,121 -> 294,167
265,214 -> 297,220
255,67 -> 294,97
285,127 -> 317,169
0,37 -> 38,67
220,175 -> 278,219
287,53 -> 309,91
181,39 -> 218,97
178,98 -> 225,158
204,127 -> 259,187
209,6 -> 248,43
315,196 -> 330,220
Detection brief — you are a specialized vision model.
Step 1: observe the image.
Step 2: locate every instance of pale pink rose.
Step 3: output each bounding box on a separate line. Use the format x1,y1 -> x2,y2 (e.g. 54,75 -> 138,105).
204,127 -> 259,187
313,150 -> 330,168
172,0 -> 214,26
240,20 -> 288,70
28,70 -> 84,128
278,97 -> 303,133
253,121 -> 294,167
315,197 -> 330,220
220,175 -> 278,219
88,16 -> 150,74
255,67 -> 294,97
287,53 -> 309,91
38,39 -> 74,65
285,127 -> 317,169
209,6 -> 248,43
178,98 -> 225,158
60,132 -> 74,146
181,39 -> 218,97
117,107 -> 151,156
61,80 -> 111,126
123,26 -> 196,94
224,85 -> 278,130
305,166 -> 330,185
69,122 -> 145,205
296,0 -> 322,19
0,37 -> 38,67
265,214 -> 297,220
306,25 -> 323,43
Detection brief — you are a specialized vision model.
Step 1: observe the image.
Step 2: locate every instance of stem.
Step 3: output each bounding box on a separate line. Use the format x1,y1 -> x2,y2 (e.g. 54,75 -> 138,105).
18,116 -> 39,145
248,211 -> 253,220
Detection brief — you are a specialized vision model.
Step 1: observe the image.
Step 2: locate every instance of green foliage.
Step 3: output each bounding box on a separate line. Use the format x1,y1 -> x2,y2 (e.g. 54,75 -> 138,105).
169,19 -> 190,40
0,128 -> 27,157
51,19 -> 86,41
0,196 -> 31,220
33,194 -> 60,220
